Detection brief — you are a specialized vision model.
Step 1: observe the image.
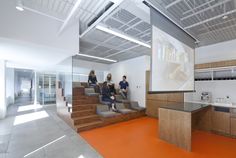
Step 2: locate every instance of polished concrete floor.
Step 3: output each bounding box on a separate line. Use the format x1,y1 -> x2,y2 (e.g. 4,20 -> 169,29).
0,100 -> 102,158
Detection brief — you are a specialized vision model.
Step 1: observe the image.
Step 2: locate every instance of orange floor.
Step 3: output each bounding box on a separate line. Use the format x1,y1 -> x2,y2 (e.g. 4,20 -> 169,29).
80,117 -> 236,158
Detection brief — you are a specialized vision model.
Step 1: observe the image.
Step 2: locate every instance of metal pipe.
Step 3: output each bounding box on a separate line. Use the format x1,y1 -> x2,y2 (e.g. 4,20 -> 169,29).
181,0 -> 231,21
184,9 -> 236,29
23,6 -> 64,22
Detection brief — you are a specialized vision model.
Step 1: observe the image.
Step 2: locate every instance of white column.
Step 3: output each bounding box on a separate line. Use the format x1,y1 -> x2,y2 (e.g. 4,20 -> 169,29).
34,71 -> 37,105
0,60 -> 6,119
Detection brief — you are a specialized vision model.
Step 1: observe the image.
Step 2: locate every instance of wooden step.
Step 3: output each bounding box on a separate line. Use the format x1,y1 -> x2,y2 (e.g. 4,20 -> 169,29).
73,87 -> 85,95
73,99 -> 99,105
73,115 -> 101,125
76,121 -> 103,132
72,104 -> 96,111
73,95 -> 98,100
71,109 -> 95,118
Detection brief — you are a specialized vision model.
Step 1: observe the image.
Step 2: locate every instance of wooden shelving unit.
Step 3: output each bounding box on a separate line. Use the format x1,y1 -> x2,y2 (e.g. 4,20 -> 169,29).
195,60 -> 236,81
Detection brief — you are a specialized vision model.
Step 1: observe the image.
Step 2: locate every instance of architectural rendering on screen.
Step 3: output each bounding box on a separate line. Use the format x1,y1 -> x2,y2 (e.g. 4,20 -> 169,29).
151,26 -> 194,92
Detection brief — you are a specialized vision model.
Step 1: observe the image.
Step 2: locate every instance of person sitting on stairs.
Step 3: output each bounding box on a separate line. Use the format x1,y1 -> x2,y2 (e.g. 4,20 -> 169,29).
119,75 -> 129,99
101,81 -> 117,111
88,70 -> 100,93
106,73 -> 116,95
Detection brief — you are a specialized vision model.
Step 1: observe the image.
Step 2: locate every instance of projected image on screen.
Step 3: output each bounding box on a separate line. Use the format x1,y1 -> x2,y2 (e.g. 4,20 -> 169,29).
151,26 -> 194,92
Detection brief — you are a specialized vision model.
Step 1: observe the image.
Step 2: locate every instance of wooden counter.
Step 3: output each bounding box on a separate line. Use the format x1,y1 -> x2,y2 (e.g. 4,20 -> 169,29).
159,103 -> 211,151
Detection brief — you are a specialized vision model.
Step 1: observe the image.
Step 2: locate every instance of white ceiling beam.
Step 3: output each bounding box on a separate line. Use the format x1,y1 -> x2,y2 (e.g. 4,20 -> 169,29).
146,0 -> 200,42
182,0 -> 215,15
165,0 -> 182,9
198,21 -> 236,37
198,17 -> 236,33
181,0 -> 231,21
23,6 -> 64,22
80,0 -> 124,38
183,0 -> 216,41
184,9 -> 236,29
79,0 -> 106,23
58,0 -> 82,35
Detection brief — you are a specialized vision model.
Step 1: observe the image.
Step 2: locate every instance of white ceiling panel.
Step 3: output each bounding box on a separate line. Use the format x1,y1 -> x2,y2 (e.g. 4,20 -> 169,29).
147,0 -> 236,46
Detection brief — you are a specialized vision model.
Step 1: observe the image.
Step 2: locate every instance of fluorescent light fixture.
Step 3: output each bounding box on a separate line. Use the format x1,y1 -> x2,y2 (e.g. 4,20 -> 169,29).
77,53 -> 117,63
16,0 -> 24,11
73,73 -> 89,77
96,25 -> 151,48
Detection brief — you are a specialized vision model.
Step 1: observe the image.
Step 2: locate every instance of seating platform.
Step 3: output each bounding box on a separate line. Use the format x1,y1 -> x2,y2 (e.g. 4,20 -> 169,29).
84,88 -> 100,96
57,82 -> 146,132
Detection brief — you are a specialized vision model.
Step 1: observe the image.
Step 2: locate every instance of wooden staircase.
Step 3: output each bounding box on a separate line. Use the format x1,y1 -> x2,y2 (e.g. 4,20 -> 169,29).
57,82 -> 146,133
72,87 -> 103,132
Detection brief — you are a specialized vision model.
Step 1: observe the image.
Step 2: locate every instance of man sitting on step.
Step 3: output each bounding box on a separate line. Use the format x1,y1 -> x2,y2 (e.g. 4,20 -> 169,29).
119,75 -> 129,99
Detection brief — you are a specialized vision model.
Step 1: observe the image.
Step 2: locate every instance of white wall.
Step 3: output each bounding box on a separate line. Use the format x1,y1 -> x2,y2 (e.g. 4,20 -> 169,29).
185,80 -> 236,103
188,39 -> 236,103
73,59 -> 110,71
0,0 -> 79,70
109,56 -> 150,107
195,39 -> 236,64
0,60 -> 6,119
0,0 -> 79,53
73,59 -> 110,82
6,68 -> 15,107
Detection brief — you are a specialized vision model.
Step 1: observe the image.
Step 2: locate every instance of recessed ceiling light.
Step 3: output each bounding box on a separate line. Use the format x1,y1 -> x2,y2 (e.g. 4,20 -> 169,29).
222,15 -> 228,19
16,0 -> 24,11
96,25 -> 151,48
77,53 -> 117,63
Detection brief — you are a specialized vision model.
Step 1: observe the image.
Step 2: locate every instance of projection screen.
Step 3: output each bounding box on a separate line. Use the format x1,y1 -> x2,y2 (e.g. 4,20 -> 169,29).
151,26 -> 195,92
147,3 -> 196,93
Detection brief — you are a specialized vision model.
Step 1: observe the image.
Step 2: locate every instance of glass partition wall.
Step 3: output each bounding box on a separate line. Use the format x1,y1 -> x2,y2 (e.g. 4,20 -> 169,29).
37,73 -> 56,105
55,55 -> 112,128
55,56 -> 73,126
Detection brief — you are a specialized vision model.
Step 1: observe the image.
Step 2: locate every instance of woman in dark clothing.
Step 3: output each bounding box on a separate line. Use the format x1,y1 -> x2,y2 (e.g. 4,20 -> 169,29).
101,81 -> 117,111
88,70 -> 97,86
88,70 -> 100,93
106,73 -> 116,95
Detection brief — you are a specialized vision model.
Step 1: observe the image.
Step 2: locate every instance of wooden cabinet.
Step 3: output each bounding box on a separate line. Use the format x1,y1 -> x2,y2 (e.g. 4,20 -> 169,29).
147,93 -> 168,101
231,118 -> 236,137
211,107 -> 230,135
146,100 -> 166,118
195,59 -> 236,70
145,71 -> 184,118
167,93 -> 184,102
230,108 -> 236,137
